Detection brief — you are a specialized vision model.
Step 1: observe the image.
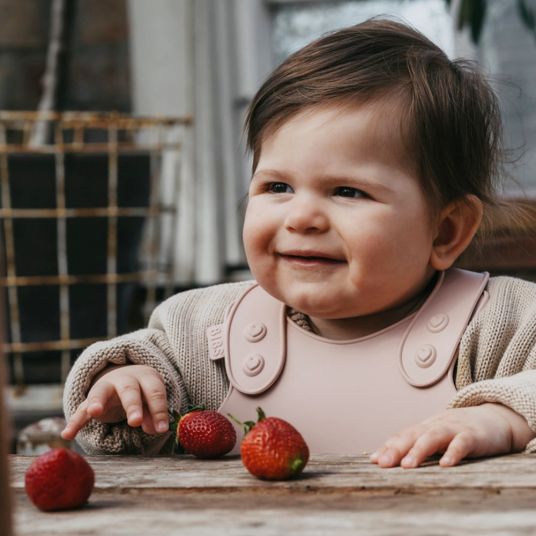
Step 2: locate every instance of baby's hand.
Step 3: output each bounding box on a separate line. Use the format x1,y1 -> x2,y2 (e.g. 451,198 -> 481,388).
61,364 -> 169,440
370,403 -> 529,469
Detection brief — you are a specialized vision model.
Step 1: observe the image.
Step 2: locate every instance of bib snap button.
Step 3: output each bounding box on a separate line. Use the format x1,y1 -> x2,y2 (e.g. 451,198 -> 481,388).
427,313 -> 449,332
243,353 -> 265,376
415,344 -> 436,368
244,322 -> 267,342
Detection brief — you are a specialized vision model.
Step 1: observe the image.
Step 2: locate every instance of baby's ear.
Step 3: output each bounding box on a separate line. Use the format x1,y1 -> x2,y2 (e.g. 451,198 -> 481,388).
430,195 -> 483,271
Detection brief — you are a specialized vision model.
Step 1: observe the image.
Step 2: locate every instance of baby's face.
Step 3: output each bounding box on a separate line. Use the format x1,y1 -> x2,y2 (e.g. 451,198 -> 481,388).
243,101 -> 439,328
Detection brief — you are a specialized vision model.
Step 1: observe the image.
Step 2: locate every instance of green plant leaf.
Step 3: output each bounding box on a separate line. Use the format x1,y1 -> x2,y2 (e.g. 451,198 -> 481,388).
470,0 -> 487,44
518,0 -> 536,32
457,0 -> 487,43
448,0 -> 536,43
457,0 -> 471,32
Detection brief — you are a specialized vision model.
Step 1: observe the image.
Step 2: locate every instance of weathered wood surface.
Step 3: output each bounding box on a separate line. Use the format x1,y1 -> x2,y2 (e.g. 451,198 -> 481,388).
10,453 -> 536,535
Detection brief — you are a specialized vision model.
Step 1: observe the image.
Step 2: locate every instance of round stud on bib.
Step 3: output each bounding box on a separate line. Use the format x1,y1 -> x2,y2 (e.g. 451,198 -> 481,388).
243,353 -> 265,376
415,344 -> 437,368
244,322 -> 267,342
427,313 -> 449,333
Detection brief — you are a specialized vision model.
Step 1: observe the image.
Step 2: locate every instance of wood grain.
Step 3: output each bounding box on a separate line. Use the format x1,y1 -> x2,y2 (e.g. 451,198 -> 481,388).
11,454 -> 536,535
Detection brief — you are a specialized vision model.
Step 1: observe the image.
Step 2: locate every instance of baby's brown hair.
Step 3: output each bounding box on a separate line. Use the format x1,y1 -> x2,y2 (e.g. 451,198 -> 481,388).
245,18 -> 502,214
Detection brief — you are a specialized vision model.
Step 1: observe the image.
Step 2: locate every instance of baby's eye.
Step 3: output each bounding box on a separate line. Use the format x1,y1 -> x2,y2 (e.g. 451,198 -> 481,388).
334,186 -> 366,198
268,182 -> 293,194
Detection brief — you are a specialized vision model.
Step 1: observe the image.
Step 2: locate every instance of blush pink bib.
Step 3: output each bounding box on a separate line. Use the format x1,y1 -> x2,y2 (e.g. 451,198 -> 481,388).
208,268 -> 489,454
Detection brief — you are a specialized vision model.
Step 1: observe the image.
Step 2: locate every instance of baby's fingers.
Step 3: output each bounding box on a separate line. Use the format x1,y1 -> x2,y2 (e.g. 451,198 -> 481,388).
85,380 -> 116,417
61,380 -> 123,439
439,432 -> 477,467
399,428 -> 455,468
61,402 -> 92,440
138,373 -> 169,434
141,410 -> 157,435
370,428 -> 423,467
112,377 -> 144,427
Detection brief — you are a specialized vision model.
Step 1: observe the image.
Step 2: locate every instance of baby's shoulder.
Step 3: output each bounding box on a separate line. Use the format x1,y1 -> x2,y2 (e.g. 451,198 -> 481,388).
478,274 -> 536,323
150,280 -> 256,327
486,274 -> 536,301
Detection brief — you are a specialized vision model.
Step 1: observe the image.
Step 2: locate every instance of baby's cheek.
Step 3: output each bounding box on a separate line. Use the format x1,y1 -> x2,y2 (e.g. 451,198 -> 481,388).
243,218 -> 277,263
242,224 -> 262,261
242,236 -> 271,286
243,234 -> 265,268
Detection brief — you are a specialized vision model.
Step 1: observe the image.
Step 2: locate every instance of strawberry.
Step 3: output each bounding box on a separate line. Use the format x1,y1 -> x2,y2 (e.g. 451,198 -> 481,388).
175,407 -> 236,458
233,407 -> 309,481
24,448 -> 95,511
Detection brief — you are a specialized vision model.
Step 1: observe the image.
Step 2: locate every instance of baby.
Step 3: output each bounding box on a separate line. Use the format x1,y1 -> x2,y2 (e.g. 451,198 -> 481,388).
62,19 -> 536,468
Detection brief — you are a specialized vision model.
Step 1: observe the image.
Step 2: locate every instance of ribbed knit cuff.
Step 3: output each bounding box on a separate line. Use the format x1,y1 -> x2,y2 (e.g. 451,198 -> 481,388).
63,329 -> 185,454
448,370 -> 536,453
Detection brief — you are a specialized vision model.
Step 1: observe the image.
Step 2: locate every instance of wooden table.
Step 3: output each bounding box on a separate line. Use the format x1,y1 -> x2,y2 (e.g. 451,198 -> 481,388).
10,453 -> 536,535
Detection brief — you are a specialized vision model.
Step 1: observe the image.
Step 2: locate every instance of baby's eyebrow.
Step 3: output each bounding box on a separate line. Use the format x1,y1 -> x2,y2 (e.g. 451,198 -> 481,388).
251,169 -> 289,181
312,173 -> 396,195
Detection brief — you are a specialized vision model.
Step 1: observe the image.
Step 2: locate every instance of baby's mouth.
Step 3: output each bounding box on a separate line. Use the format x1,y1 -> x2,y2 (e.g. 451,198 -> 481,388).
278,252 -> 345,265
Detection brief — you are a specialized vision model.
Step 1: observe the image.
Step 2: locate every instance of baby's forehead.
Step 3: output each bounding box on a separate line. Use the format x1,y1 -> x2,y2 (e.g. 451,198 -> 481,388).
265,95 -> 409,140
263,98 -> 416,169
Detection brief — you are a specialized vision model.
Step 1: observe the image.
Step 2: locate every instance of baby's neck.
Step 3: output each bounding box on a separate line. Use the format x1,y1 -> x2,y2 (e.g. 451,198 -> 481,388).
308,276 -> 437,340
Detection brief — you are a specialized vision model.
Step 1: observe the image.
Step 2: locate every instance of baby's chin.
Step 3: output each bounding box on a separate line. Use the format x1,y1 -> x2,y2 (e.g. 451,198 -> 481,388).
284,297 -> 349,319
261,282 -> 343,314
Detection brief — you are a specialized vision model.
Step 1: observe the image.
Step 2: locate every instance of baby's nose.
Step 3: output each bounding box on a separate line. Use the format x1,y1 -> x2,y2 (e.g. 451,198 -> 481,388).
284,197 -> 329,233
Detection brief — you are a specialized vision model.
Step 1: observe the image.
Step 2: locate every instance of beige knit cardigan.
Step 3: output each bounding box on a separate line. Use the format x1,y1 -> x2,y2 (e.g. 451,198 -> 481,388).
63,275 -> 536,455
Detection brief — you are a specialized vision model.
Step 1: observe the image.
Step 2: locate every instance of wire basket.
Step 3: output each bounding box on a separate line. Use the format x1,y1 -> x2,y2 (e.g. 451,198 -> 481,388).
0,111 -> 192,388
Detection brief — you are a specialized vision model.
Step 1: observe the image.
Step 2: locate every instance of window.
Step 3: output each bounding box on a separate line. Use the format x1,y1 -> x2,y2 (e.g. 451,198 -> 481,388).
270,0 -> 453,63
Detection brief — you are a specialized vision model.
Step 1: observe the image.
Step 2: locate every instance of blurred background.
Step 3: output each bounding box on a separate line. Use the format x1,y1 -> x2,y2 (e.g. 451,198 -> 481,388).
0,0 -> 535,453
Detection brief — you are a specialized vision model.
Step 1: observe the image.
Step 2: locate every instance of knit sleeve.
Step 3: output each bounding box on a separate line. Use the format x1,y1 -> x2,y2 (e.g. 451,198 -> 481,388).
63,280 -> 254,455
62,306 -> 187,455
449,276 -> 536,452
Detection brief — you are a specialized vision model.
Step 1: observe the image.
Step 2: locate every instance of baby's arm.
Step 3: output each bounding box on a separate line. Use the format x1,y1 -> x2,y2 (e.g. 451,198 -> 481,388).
372,276 -> 536,468
370,402 -> 535,468
61,294 -> 188,455
62,364 -> 170,440
61,328 -> 185,455
61,281 -> 252,455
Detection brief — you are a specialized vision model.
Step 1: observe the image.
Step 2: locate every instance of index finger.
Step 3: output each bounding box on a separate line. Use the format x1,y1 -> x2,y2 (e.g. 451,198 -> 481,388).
61,401 -> 92,440
61,381 -> 116,440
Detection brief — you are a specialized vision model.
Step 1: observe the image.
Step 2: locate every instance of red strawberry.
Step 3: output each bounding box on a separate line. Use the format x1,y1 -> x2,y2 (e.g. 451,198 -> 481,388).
176,408 -> 236,458
25,448 -> 95,511
234,407 -> 309,481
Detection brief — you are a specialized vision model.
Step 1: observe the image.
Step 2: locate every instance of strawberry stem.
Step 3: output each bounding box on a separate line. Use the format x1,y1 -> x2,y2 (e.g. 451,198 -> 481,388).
227,407 -> 267,435
290,457 -> 304,474
185,404 -> 206,413
256,407 -> 266,422
227,413 -> 256,435
168,410 -> 181,433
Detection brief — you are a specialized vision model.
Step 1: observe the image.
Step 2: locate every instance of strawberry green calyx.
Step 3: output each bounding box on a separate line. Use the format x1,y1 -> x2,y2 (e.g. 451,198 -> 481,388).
169,410 -> 181,434
228,406 -> 267,435
169,411 -> 184,455
290,457 -> 305,474
184,404 -> 206,413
